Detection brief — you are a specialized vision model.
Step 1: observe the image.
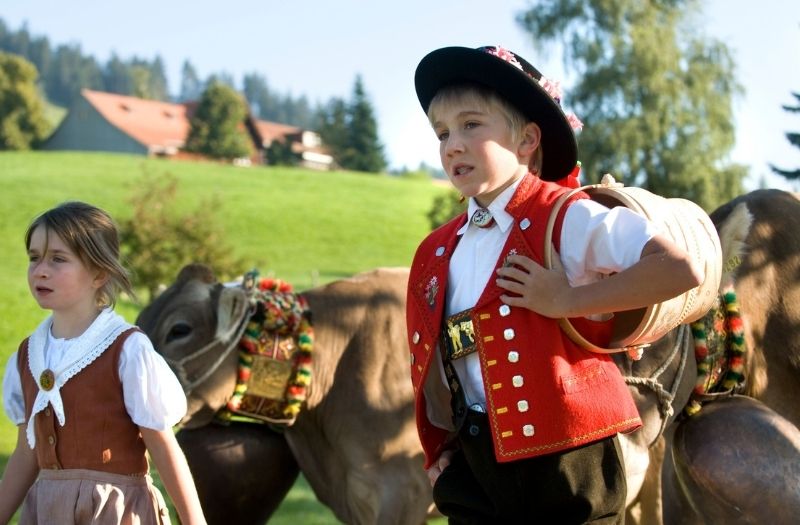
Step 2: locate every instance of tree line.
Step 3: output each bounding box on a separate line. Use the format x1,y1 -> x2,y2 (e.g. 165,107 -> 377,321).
0,19 -> 168,106
0,18 -> 386,172
3,4 -> 799,199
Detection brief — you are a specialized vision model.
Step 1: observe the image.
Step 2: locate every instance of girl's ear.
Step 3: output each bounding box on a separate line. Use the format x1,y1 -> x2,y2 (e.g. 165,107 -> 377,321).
93,270 -> 109,290
518,122 -> 541,160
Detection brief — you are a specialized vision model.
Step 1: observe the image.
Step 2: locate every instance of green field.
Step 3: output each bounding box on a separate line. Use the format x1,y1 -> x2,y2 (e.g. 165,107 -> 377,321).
0,151 -> 449,523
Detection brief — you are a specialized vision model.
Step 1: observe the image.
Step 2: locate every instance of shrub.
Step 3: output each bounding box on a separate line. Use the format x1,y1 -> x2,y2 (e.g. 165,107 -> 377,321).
184,81 -> 252,161
0,52 -> 50,150
427,188 -> 466,230
119,169 -> 245,300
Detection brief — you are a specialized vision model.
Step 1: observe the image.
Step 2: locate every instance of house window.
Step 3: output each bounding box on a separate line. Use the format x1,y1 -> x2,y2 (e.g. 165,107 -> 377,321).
302,131 -> 321,148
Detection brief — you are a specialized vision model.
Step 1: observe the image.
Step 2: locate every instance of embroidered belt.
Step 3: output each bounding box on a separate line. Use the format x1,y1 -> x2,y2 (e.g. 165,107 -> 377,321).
441,309 -> 477,360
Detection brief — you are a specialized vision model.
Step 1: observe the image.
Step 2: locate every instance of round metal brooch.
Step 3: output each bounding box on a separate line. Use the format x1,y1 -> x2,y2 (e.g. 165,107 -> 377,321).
471,208 -> 494,228
39,369 -> 55,391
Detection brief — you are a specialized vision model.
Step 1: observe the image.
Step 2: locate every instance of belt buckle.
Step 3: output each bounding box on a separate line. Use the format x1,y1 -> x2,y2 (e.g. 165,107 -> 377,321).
441,309 -> 477,360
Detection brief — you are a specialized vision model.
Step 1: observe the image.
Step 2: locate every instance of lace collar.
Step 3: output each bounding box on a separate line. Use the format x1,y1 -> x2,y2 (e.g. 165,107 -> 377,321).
25,308 -> 132,448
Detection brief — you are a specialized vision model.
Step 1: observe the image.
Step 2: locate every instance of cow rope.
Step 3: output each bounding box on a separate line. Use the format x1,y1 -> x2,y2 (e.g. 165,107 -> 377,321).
162,300 -> 251,396
625,323 -> 691,439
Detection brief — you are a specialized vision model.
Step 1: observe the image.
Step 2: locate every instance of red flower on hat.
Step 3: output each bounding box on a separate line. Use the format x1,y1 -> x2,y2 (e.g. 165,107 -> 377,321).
482,45 -> 584,133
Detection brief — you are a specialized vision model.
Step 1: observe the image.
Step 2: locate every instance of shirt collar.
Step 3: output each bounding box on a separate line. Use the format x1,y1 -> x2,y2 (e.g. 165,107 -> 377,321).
458,176 -> 525,236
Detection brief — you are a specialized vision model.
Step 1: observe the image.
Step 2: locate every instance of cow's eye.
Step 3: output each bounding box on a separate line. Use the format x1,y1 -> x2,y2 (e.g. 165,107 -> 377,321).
166,322 -> 193,343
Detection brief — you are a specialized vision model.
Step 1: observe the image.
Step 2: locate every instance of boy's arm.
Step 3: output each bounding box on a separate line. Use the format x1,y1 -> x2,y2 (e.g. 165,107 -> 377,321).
141,427 -> 207,525
0,425 -> 39,524
496,233 -> 703,319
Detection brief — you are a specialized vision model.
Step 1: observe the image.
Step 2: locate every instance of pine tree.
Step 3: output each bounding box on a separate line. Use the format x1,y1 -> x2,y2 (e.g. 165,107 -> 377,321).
179,60 -> 202,102
318,77 -> 386,173
770,92 -> 800,181
101,55 -> 168,101
103,54 -> 131,95
148,56 -> 169,101
342,75 -> 386,172
317,97 -> 349,168
129,64 -> 152,99
243,72 -> 270,117
47,44 -> 104,106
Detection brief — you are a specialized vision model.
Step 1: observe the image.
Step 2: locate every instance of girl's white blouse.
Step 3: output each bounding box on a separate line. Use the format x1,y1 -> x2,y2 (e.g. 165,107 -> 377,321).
3,323 -> 186,432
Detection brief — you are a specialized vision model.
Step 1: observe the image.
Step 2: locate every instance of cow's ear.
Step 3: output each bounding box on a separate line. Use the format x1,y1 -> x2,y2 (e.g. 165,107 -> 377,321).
177,263 -> 217,284
215,286 -> 250,341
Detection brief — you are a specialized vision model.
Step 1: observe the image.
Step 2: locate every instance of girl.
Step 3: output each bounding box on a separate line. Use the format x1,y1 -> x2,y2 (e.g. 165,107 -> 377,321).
0,201 -> 206,524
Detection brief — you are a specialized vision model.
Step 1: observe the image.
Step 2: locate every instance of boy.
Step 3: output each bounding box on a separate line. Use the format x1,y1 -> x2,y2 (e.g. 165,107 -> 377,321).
406,45 -> 702,523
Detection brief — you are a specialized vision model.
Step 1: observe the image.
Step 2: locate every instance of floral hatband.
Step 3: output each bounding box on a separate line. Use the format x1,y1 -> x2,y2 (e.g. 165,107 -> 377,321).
480,45 -> 583,131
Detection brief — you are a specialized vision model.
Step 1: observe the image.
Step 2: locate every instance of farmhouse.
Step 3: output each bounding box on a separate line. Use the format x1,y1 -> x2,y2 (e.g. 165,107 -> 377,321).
42,89 -> 334,170
250,119 -> 334,171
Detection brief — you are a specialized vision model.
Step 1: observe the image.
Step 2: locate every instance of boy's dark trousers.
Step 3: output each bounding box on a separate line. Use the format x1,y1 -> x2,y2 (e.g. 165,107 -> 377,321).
432,409 -> 627,524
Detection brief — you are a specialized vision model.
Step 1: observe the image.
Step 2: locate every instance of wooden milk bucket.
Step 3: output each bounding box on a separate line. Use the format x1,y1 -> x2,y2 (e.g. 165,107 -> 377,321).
544,174 -> 722,353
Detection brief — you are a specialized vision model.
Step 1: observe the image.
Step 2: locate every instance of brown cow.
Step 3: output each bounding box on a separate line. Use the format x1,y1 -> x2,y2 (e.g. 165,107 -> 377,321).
664,189 -> 800,524
137,266 -> 433,525
628,189 -> 800,524
665,395 -> 800,523
710,189 -> 800,425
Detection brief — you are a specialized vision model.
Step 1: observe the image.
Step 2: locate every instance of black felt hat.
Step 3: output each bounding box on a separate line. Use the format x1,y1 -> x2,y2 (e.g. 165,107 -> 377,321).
415,45 -> 579,182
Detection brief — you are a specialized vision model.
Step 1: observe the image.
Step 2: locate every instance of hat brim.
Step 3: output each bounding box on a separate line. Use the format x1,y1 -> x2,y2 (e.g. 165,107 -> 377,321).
415,46 -> 577,182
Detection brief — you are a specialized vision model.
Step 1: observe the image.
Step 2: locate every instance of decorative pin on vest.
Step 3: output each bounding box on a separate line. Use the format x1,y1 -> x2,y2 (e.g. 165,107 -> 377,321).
471,208 -> 494,228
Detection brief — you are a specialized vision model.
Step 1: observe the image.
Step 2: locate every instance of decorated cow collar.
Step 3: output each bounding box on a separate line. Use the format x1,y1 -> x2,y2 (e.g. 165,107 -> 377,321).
216,270 -> 314,427
685,285 -> 747,416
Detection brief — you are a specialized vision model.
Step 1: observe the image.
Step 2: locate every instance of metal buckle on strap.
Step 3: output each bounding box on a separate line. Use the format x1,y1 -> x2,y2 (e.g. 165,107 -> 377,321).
441,309 -> 477,360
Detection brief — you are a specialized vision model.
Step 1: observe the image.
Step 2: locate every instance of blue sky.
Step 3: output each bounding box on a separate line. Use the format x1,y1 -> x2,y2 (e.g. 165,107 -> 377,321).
3,0 -> 799,190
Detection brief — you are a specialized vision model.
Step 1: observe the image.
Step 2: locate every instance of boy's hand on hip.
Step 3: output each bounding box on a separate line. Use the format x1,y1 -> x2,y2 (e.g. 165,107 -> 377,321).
496,253 -> 571,318
426,449 -> 454,486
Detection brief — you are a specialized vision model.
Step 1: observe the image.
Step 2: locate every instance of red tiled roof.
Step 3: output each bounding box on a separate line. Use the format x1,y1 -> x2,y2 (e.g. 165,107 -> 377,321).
81,89 -> 190,150
253,120 -> 301,145
80,90 -> 331,167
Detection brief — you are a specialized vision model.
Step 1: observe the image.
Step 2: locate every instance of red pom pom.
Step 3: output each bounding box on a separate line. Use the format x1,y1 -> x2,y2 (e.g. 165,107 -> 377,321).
555,163 -> 581,188
287,385 -> 304,396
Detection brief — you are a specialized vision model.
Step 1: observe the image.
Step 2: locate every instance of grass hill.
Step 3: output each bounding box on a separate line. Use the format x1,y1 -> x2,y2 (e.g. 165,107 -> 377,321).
0,151 -> 449,523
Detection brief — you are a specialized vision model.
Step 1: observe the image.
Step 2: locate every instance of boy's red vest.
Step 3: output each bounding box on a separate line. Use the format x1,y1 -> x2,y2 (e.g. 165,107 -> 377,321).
406,174 -> 641,468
